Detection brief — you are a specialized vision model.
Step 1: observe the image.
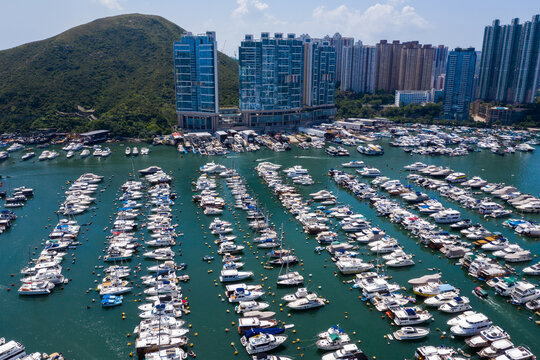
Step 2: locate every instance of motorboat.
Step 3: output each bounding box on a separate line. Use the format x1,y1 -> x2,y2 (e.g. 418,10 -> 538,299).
145,348 -> 187,360
404,162 -> 427,171
450,219 -> 472,229
438,296 -> 472,313
478,339 -> 515,358
431,209 -> 461,224
135,334 -> 187,355
0,339 -> 27,359
220,269 -> 253,282
240,333 -> 287,355
80,149 -> 90,158
450,313 -> 492,336
235,301 -> 270,314
144,247 -> 175,260
423,290 -> 461,307
251,355 -> 293,360
316,325 -> 351,351
525,299 -> 540,311
101,294 -> 123,307
414,346 -> 458,360
287,294 -> 326,310
510,282 -> 540,305
282,287 -> 315,302
465,325 -> 510,348
393,327 -> 429,341
21,152 -> 35,161
228,287 -> 265,303
391,308 -> 432,326
413,283 -> 456,298
358,168 -> 381,177
237,317 -> 278,334
386,256 -> 415,268
336,258 -> 374,274
321,344 -> 367,360
342,160 -> 365,168
473,287 -> 489,299
494,277 -> 519,297
494,346 -> 536,360
523,263 -> 540,275
17,281 -> 55,295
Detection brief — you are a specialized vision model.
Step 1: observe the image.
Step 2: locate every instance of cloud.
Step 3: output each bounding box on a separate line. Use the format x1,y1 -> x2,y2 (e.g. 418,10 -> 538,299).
232,0 -> 269,19
95,0 -> 122,10
312,1 -> 428,42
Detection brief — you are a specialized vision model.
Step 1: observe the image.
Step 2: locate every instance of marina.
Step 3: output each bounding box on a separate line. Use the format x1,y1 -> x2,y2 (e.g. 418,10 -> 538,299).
0,132 -> 539,359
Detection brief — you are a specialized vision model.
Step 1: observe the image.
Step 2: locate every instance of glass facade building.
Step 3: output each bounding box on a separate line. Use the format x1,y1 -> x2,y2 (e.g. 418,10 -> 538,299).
174,31 -> 219,130
477,15 -> 540,104
443,48 -> 477,121
239,33 -> 304,111
304,39 -> 336,107
238,33 -> 337,129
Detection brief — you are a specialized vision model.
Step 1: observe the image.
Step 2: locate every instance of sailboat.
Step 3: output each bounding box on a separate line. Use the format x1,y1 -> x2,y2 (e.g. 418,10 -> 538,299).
275,229 -> 303,286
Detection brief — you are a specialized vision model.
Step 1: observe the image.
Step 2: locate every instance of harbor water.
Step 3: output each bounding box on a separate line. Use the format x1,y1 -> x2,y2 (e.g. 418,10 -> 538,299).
0,142 -> 539,359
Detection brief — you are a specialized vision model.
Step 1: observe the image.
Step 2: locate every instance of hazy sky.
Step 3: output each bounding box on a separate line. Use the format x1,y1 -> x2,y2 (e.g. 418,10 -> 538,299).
1,0 -> 538,56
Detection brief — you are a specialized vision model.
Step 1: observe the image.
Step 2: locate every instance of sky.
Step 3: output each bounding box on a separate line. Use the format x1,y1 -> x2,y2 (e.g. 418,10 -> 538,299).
0,0 -> 538,57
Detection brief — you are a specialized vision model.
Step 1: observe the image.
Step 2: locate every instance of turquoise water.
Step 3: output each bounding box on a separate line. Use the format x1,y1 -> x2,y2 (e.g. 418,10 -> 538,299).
0,142 -> 538,359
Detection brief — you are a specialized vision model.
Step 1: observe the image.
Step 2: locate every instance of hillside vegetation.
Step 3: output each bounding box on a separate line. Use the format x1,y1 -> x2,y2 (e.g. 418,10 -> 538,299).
0,14 -> 239,137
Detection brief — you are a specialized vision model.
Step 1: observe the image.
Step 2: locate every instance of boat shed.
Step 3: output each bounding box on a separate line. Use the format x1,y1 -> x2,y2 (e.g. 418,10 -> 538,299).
215,131 -> 228,142
79,130 -> 109,144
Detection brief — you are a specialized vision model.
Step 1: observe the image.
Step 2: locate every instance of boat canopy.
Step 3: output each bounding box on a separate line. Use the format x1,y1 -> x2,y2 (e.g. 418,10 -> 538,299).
245,327 -> 284,339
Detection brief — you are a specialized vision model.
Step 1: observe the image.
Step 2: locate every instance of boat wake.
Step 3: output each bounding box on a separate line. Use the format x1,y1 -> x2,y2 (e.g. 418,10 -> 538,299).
294,156 -> 325,159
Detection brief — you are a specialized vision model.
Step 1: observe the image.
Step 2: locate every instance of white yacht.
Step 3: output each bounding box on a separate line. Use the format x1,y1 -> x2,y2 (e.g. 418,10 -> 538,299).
342,160 -> 365,168
287,294 -> 326,310
219,269 -> 253,283
386,255 -> 415,268
321,344 -> 365,360
316,326 -> 351,351
241,333 -> 287,355
505,250 -> 532,263
282,287 -> 315,302
523,263 -> 540,275
423,291 -> 461,307
479,202 -> 504,215
144,348 -> 187,360
478,339 -> 515,358
438,296 -> 472,313
404,162 -> 427,171
335,258 -> 374,274
38,151 -> 50,161
431,209 -> 461,224
450,313 -> 492,336
465,325 -> 509,348
235,301 -> 270,314
228,287 -> 265,303
0,339 -> 27,359
510,282 -> 540,305
393,327 -> 429,341
494,346 -> 536,360
80,149 -> 90,158
358,167 -> 381,177
18,281 -> 55,295
392,308 -> 432,326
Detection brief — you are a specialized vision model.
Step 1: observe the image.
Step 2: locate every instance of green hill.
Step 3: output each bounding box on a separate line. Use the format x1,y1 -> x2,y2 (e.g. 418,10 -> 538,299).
0,14 -> 239,137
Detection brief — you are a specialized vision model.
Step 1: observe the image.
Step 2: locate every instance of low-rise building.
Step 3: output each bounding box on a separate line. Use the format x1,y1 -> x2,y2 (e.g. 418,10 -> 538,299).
395,89 -> 444,106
